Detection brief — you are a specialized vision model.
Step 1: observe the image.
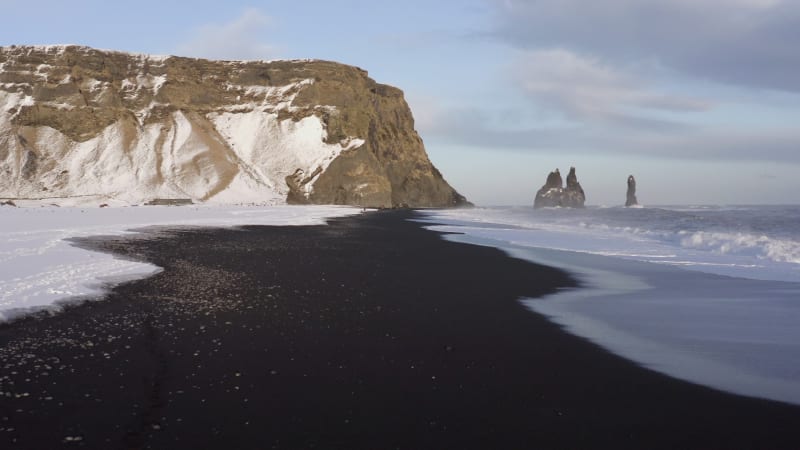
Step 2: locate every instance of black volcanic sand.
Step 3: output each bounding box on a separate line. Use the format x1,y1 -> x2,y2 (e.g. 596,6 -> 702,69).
1,210 -> 799,449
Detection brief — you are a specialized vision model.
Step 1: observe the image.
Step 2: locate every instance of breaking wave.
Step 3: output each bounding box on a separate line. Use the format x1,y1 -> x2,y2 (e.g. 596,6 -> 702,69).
678,231 -> 800,264
419,205 -> 800,282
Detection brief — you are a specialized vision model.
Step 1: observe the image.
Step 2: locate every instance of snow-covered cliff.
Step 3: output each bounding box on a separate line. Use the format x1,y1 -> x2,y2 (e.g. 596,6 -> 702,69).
0,45 -> 467,207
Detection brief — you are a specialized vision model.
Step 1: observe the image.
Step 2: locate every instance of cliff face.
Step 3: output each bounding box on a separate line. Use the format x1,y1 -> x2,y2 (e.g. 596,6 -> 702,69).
0,45 -> 467,207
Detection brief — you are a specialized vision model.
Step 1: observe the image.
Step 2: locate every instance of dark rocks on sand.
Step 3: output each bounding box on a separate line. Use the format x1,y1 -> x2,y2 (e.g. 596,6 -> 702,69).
144,198 -> 194,206
1,200 -> 17,207
626,175 -> 638,207
534,167 -> 586,208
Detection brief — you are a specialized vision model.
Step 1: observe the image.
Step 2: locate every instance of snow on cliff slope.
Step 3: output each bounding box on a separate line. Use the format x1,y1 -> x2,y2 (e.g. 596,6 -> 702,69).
0,46 -> 365,206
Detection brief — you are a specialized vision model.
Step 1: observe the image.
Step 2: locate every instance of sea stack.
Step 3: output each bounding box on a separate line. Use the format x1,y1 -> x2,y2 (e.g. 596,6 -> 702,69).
626,175 -> 638,207
533,167 -> 586,208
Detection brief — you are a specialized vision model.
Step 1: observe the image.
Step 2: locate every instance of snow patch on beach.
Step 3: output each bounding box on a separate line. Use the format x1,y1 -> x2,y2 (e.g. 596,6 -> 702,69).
0,205 -> 359,322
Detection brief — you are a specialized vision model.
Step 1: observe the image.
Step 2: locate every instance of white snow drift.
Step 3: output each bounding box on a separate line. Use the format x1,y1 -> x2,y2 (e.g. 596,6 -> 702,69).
0,205 -> 359,322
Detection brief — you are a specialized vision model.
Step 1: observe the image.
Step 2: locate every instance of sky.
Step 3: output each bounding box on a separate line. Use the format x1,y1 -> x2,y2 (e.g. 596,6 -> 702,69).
2,0 -> 799,205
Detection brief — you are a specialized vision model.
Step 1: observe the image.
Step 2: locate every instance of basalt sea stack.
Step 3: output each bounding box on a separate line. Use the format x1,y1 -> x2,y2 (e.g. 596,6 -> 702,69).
533,167 -> 585,208
626,175 -> 638,207
0,45 -> 467,207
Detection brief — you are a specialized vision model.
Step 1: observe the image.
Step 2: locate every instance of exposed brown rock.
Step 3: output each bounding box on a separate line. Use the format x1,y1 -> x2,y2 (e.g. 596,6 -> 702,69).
0,45 -> 468,207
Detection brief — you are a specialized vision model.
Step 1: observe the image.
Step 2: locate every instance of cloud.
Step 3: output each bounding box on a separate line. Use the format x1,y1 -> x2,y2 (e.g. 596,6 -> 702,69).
409,95 -> 574,149
416,100 -> 800,163
512,49 -> 711,126
486,0 -> 800,92
175,8 -> 278,61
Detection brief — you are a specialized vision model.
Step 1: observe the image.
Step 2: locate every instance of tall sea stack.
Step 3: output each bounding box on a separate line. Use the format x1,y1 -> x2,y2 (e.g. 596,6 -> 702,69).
626,175 -> 638,207
533,167 -> 585,208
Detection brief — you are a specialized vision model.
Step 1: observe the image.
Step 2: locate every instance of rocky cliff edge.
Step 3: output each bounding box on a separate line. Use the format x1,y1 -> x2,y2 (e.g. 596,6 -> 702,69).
0,45 -> 468,207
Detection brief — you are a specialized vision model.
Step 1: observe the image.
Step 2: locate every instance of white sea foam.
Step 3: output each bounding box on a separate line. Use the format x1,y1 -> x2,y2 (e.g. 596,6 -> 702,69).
424,206 -> 800,282
678,230 -> 800,264
418,206 -> 800,406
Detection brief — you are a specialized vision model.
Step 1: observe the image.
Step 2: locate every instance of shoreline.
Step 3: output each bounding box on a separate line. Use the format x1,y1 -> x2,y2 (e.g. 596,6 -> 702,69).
0,205 -> 360,322
1,210 -> 799,448
419,213 -> 800,407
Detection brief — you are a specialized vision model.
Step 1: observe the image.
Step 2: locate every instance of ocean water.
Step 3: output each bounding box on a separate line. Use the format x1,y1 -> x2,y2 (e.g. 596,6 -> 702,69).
423,205 -> 800,282
418,205 -> 800,405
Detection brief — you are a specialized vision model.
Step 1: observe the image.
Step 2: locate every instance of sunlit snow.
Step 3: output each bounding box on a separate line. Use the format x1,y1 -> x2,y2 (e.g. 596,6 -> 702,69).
0,205 -> 359,322
0,55 -> 365,205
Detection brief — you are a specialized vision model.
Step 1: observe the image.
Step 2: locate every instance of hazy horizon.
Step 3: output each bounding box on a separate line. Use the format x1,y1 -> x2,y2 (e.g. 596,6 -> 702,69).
2,0 -> 799,206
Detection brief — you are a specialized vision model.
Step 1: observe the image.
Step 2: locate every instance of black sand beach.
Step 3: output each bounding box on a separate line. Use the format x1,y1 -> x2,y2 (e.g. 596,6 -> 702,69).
1,210 -> 799,449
